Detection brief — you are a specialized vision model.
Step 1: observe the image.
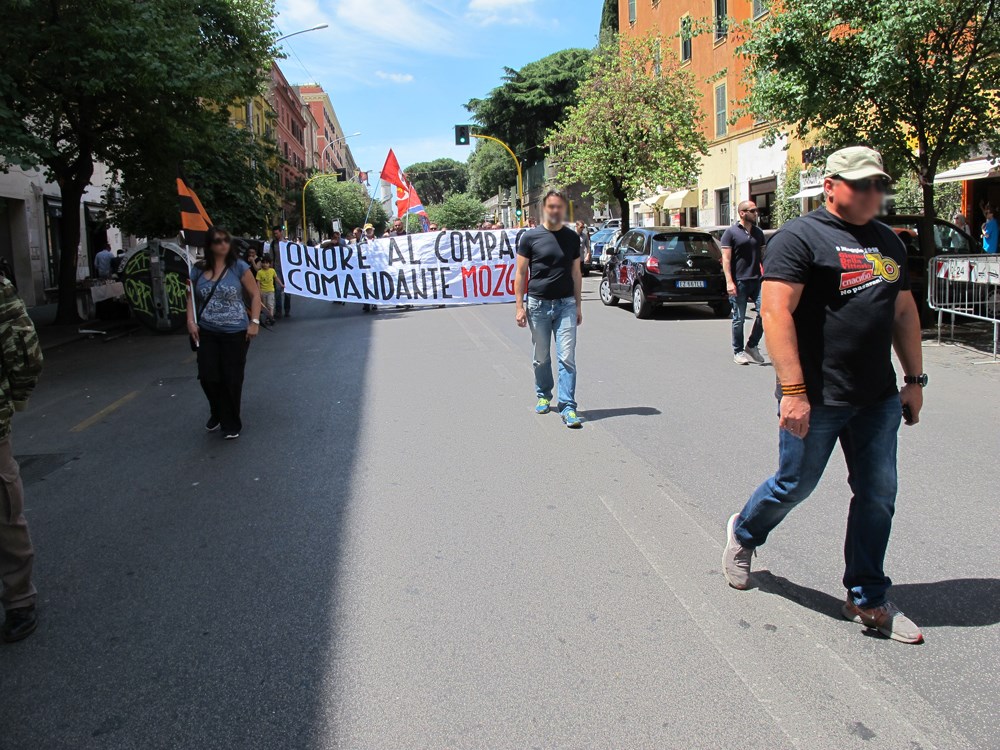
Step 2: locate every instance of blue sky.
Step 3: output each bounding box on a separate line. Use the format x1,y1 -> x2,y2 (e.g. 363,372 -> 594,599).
274,0 -> 605,175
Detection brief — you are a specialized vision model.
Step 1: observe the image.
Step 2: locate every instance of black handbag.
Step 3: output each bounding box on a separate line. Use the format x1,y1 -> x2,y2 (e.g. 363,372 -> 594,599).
190,270 -> 225,351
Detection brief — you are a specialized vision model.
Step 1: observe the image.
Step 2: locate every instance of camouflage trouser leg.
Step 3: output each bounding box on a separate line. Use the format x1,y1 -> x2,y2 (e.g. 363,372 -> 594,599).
0,438 -> 35,611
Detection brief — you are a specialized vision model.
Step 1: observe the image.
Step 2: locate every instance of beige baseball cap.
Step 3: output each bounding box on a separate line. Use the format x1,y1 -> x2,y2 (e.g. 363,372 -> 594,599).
823,146 -> 891,180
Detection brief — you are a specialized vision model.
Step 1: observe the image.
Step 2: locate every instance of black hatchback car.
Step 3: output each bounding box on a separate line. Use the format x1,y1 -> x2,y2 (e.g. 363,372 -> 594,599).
600,227 -> 730,318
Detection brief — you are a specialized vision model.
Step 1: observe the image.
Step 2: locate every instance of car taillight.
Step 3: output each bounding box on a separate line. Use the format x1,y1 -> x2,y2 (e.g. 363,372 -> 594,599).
646,255 -> 660,272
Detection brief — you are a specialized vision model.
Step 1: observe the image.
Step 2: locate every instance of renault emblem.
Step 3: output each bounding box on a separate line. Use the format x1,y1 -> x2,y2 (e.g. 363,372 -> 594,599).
686,258 -> 694,268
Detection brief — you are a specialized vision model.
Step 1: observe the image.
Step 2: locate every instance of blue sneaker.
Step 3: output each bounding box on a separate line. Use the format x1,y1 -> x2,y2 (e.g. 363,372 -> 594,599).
561,408 -> 583,428
535,398 -> 551,414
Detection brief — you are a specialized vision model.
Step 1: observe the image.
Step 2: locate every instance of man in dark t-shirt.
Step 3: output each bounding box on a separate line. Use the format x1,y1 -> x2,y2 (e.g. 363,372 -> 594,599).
722,147 -> 928,644
720,202 -> 767,364
515,190 -> 583,428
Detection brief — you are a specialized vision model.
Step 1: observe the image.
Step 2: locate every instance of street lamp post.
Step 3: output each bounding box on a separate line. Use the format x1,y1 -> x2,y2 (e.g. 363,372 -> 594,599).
321,132 -> 362,173
275,24 -> 329,43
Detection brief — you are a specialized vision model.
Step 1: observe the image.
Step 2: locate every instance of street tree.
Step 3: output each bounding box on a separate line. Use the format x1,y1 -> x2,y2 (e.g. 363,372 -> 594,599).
599,0 -> 619,42
110,118 -> 281,238
467,141 -> 518,202
466,48 -> 592,164
426,194 -> 487,230
404,159 -> 469,205
737,0 -> 1000,257
0,0 -> 277,322
305,179 -> 389,237
549,33 -> 708,233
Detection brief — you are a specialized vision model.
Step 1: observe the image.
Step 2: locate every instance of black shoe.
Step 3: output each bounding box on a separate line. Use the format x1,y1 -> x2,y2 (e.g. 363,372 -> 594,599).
224,432 -> 240,440
2,606 -> 37,643
205,418 -> 221,432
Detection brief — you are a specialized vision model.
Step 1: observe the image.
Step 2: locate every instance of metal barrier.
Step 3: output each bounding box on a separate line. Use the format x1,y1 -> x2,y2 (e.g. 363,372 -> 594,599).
927,255 -> 1000,361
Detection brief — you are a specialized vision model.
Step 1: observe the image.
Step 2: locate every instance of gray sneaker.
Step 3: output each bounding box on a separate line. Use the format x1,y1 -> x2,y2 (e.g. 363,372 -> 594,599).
723,513 -> 755,589
744,346 -> 765,364
841,599 -> 924,644
733,351 -> 752,365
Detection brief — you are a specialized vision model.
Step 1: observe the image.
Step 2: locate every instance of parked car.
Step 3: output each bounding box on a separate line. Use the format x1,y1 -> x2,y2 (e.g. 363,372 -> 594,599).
600,227 -> 730,319
878,214 -> 979,289
589,228 -> 619,270
601,218 -> 622,230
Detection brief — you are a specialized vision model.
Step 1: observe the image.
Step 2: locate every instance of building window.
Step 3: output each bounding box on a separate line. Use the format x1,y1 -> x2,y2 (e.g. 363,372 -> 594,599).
680,16 -> 692,62
653,39 -> 662,77
753,0 -> 768,18
716,188 -> 731,225
714,0 -> 728,40
715,83 -> 728,137
628,0 -> 636,24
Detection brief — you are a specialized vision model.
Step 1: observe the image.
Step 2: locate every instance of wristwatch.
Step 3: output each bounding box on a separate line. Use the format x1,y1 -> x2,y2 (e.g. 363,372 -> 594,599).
251,318 -> 260,325
903,373 -> 928,387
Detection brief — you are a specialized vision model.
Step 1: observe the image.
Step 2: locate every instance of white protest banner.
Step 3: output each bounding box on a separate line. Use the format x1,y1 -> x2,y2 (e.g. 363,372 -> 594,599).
277,230 -> 529,306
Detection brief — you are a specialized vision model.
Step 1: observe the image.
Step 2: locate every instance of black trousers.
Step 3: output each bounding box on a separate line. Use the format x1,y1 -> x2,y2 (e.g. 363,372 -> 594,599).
197,329 -> 249,433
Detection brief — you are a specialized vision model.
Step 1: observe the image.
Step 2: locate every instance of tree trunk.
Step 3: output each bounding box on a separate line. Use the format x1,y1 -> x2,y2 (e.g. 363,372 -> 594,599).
914,173 -> 939,327
54,163 -> 94,324
614,189 -> 630,233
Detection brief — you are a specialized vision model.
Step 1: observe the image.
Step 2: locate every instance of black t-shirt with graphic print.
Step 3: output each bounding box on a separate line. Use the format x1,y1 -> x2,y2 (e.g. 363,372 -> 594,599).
763,206 -> 909,407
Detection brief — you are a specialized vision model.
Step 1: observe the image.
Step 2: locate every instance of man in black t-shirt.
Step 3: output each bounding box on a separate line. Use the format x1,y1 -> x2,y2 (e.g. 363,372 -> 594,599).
515,190 -> 583,428
720,201 -> 767,364
722,147 -> 927,644
269,225 -> 291,319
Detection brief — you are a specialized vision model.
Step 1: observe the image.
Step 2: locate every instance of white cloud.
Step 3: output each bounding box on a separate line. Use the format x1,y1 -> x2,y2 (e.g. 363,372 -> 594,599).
375,70 -> 415,84
276,0 -> 333,29
466,0 -> 537,26
334,0 -> 458,53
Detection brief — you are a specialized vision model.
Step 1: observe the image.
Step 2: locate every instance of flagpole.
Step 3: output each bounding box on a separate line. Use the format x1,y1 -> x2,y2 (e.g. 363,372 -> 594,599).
363,177 -> 381,227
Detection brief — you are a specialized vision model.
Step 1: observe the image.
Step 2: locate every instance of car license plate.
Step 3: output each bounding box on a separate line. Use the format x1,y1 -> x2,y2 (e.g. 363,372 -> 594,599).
677,280 -> 706,288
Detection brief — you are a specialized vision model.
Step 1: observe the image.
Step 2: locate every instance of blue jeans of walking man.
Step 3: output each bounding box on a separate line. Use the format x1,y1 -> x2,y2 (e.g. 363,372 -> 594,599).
527,296 -> 577,411
734,393 -> 901,608
731,278 -> 763,353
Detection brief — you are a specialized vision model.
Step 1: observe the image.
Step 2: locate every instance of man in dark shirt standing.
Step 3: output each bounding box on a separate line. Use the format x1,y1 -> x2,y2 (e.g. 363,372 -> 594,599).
722,147 -> 927,644
721,201 -> 766,365
515,190 -> 583,428
269,225 -> 291,319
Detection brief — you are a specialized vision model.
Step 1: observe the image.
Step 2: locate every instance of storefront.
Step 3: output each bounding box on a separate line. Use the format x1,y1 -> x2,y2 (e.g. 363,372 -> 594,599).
934,158 -> 1000,241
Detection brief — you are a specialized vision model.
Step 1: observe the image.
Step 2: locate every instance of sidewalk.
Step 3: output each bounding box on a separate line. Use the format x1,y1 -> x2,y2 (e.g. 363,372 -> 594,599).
28,303 -> 143,352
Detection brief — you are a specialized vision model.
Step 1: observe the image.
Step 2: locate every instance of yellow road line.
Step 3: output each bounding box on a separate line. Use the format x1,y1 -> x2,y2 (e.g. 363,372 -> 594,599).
70,391 -> 140,433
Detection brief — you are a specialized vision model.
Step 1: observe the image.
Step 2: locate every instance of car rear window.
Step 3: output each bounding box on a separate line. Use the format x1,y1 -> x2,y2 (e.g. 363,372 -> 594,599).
651,233 -> 721,260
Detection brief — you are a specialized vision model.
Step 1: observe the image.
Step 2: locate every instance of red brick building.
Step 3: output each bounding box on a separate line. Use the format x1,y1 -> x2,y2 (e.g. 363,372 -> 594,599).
269,63 -> 308,229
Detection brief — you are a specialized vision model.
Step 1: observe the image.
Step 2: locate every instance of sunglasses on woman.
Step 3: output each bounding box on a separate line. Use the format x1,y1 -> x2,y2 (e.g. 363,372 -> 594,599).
836,176 -> 890,194
211,237 -> 231,246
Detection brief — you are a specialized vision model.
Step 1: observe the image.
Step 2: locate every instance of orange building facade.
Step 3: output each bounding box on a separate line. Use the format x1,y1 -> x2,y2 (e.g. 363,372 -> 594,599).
620,0 -> 803,229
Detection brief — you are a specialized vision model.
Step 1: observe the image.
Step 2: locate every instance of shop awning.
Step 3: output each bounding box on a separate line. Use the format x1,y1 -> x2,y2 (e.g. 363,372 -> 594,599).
788,186 -> 824,199
934,158 -> 1000,184
648,192 -> 672,208
663,190 -> 698,210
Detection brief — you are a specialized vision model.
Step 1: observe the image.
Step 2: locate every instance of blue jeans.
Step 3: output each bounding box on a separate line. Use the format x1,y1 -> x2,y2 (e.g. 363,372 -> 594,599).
526,296 -> 578,411
274,287 -> 290,317
731,278 -> 763,353
734,394 -> 902,608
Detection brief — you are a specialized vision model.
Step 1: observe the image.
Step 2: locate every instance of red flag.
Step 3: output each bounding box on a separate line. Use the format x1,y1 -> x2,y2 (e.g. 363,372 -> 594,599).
380,149 -> 406,188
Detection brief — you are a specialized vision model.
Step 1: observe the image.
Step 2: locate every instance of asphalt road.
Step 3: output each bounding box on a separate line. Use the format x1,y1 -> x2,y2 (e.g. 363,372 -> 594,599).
1,277 -> 998,750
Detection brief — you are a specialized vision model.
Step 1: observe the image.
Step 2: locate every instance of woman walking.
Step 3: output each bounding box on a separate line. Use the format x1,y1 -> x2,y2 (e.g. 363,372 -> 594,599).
186,227 -> 262,440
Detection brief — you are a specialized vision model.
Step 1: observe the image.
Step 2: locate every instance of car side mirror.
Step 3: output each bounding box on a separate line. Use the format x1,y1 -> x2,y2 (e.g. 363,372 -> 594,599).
605,247 -> 617,256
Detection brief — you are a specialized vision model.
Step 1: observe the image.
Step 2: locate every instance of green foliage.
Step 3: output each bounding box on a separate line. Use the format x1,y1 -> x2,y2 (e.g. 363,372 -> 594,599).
426,194 -> 488,230
892,174 -> 962,218
466,48 -> 592,163
549,33 -> 708,232
772,157 -> 804,228
599,0 -> 619,43
737,0 -> 1000,218
111,117 -> 281,237
467,140 -> 517,201
404,158 -> 469,205
306,179 -> 388,237
0,0 -> 278,321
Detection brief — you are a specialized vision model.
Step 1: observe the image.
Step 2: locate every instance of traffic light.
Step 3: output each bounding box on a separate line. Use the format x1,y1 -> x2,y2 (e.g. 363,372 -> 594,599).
515,197 -> 523,219
455,125 -> 471,146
